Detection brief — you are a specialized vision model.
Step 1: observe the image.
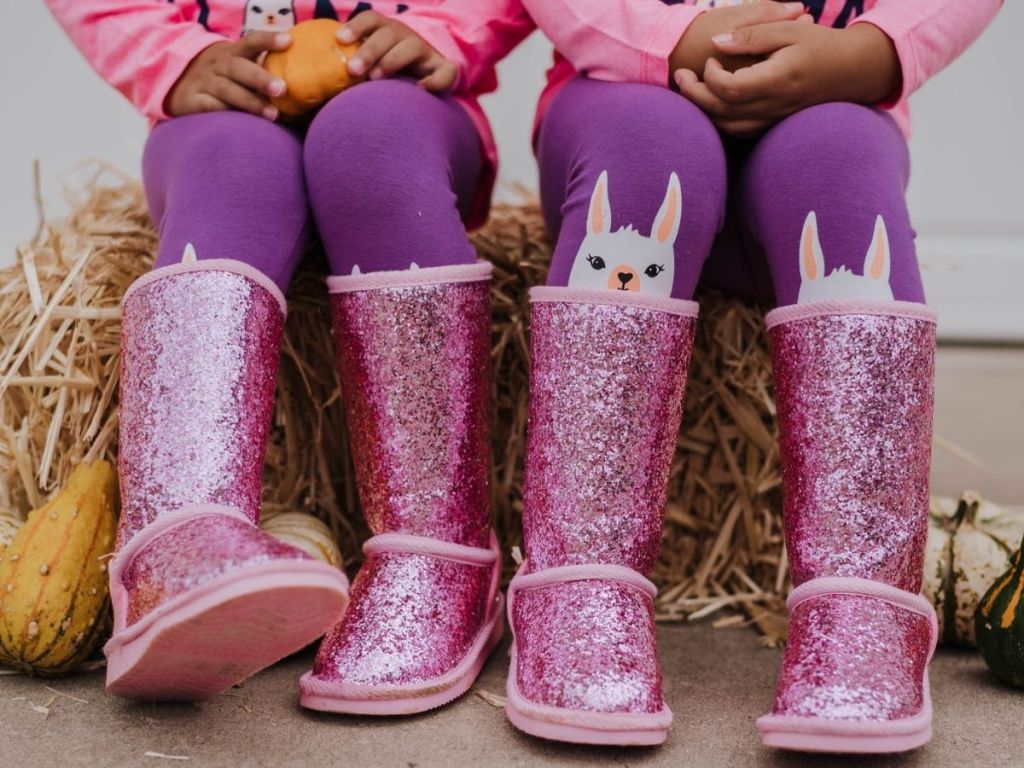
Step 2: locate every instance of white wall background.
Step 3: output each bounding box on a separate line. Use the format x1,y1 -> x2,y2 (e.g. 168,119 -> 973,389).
3,3 -> 1022,340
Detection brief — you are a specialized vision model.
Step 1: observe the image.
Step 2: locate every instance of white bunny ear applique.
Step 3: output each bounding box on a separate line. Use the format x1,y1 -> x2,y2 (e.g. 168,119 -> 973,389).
587,170 -> 612,237
181,243 -> 198,263
409,262 -> 420,271
798,211 -> 825,284
652,172 -> 682,247
350,264 -> 361,275
863,214 -> 892,284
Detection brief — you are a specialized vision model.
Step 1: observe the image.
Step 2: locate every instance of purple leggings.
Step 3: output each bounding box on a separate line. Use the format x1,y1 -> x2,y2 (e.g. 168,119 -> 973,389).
538,78 -> 925,306
143,79 -> 482,290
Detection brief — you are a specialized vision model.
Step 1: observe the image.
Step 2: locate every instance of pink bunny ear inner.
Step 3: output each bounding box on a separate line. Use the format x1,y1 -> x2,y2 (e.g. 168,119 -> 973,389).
800,212 -> 823,282
653,172 -> 682,245
865,215 -> 891,281
588,171 -> 611,236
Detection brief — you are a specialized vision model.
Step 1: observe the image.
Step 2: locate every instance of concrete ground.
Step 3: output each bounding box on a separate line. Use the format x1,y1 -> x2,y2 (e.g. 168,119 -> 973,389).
2,623 -> 1019,768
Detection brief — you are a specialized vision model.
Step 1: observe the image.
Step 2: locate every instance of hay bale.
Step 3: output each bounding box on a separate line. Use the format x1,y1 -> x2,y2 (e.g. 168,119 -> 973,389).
0,170 -> 788,642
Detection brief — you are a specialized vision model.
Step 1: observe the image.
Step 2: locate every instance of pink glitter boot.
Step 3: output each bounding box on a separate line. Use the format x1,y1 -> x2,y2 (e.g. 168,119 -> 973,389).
299,263 -> 503,715
106,257 -> 350,701
505,287 -> 698,746
756,300 -> 939,753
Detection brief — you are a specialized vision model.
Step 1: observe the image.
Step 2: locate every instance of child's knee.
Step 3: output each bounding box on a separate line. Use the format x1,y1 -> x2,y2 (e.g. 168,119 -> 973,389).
165,112 -> 304,190
552,81 -> 726,186
304,80 -> 444,191
757,103 -> 906,181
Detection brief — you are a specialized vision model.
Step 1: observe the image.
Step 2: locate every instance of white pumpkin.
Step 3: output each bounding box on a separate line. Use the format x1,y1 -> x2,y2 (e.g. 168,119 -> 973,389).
923,492 -> 1024,646
260,512 -> 344,569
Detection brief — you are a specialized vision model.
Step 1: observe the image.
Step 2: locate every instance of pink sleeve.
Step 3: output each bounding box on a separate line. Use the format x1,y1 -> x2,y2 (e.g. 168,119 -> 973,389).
44,0 -> 226,122
518,0 -> 705,87
397,0 -> 536,93
853,0 -> 1003,104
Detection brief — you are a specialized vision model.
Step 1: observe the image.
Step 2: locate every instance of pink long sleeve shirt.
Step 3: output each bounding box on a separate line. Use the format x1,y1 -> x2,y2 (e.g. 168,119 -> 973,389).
44,0 -> 533,227
524,0 -> 1003,137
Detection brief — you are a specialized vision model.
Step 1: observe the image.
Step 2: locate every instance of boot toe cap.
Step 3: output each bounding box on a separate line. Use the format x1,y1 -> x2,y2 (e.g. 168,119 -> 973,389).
511,579 -> 664,714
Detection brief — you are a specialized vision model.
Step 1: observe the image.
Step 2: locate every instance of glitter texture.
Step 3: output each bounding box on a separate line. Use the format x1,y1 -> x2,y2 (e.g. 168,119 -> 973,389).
772,593 -> 932,720
116,264 -> 296,625
523,300 -> 696,573
118,267 -> 284,546
311,275 -> 495,687
513,295 -> 695,714
312,552 -> 491,685
329,280 -> 491,547
124,516 -> 310,626
769,311 -> 935,591
768,308 -> 936,723
513,579 -> 663,713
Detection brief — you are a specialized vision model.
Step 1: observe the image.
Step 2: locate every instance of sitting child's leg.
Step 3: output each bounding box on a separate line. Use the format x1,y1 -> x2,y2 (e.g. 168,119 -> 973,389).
740,102 -> 924,305
739,104 -> 937,750
109,112 -> 347,702
504,79 -> 725,745
303,79 -> 482,274
143,111 -> 310,289
298,80 -> 501,715
540,78 -> 726,299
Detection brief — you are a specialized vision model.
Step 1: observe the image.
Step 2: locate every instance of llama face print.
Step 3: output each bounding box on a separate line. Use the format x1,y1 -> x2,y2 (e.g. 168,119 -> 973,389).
242,0 -> 296,34
567,171 -> 681,297
796,211 -> 895,304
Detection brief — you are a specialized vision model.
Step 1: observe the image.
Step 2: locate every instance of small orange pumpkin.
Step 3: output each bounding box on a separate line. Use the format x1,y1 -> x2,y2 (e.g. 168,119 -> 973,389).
264,19 -> 365,117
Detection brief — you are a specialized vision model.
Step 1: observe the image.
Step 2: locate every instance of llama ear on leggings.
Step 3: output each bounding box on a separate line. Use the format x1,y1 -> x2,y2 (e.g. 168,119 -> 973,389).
799,211 -> 825,284
863,214 -> 892,284
652,172 -> 682,246
587,170 -> 612,237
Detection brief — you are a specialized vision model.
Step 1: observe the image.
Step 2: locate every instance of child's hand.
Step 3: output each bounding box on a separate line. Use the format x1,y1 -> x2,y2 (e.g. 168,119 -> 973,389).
166,32 -> 292,120
674,20 -> 901,137
338,11 -> 458,92
670,2 -> 807,81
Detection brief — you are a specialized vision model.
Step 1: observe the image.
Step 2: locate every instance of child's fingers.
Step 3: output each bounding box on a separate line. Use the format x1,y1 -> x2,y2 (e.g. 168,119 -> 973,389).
209,77 -> 276,119
676,69 -> 747,118
702,56 -> 784,104
191,92 -> 231,114
225,56 -> 287,98
235,31 -> 292,60
369,37 -> 425,79
348,25 -> 401,76
417,60 -> 459,92
337,10 -> 385,44
711,20 -> 804,56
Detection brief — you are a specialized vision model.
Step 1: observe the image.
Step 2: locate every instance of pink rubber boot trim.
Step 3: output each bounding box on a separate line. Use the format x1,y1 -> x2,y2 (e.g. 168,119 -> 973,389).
505,561 -> 673,746
765,299 -> 936,330
326,262 -> 492,293
757,576 -> 938,754
123,258 -> 288,316
299,531 -> 504,715
105,506 -> 349,701
530,285 -> 699,317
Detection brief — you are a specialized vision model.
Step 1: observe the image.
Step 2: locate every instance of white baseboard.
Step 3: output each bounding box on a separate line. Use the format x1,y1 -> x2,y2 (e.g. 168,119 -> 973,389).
919,234 -> 1024,343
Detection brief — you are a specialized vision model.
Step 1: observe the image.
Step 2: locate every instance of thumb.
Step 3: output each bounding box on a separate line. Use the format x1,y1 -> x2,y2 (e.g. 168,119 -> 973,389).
711,20 -> 803,56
